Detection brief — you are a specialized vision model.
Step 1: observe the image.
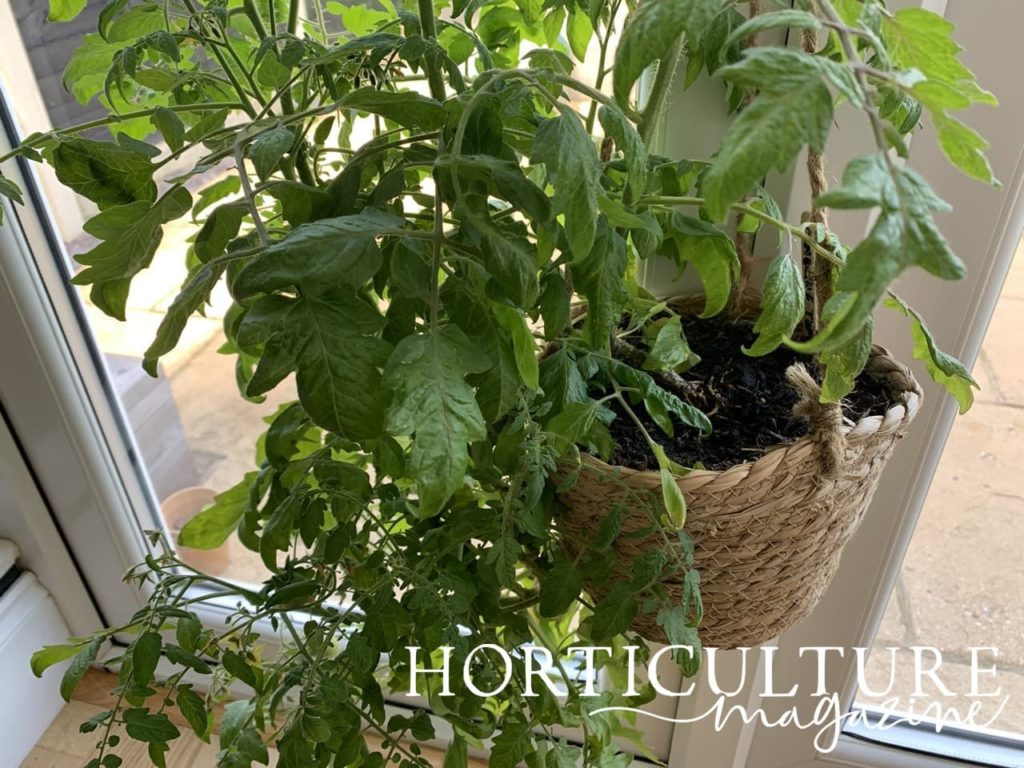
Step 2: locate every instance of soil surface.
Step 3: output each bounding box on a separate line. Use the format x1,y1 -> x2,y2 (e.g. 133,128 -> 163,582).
606,316 -> 895,472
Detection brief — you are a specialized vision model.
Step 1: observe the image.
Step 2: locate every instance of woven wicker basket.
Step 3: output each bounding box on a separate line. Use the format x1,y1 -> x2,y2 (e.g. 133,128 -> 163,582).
556,307 -> 922,649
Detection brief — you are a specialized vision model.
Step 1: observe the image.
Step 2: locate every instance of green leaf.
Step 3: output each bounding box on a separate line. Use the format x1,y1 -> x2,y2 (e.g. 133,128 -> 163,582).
220,701 -> 255,751
589,582 -> 638,641
567,10 -> 592,60
123,709 -> 180,743
193,177 -> 241,220
539,558 -> 582,617
724,10 -> 821,49
175,615 -> 202,653
64,33 -> 120,105
597,105 -> 647,196
249,127 -> 294,181
820,313 -> 873,403
385,326 -> 488,516
131,632 -> 162,688
59,636 -> 103,702
613,0 -> 719,108
491,304 -> 539,390
30,642 -> 82,677
233,209 -> 403,298
0,176 -> 25,214
50,137 -> 156,209
657,605 -> 701,673
443,733 -> 469,768
487,535 -> 520,587
71,187 -> 192,320
539,348 -> 588,413
702,79 -> 833,222
665,213 -> 739,317
143,262 -> 226,376
48,0 -> 86,22
341,87 -> 446,129
573,221 -> 627,348
744,254 -> 804,356
195,202 -> 247,263
243,294 -> 392,438
457,196 -> 539,307
545,400 -> 612,457
178,472 -> 255,548
933,113 -> 997,186
610,361 -> 711,437
883,8 -> 995,106
539,272 -> 570,341
886,296 -> 976,413
151,107 -> 185,152
532,107 -> 602,260
659,468 -> 684,536
643,316 -> 695,372
717,47 -> 863,107
798,155 -> 964,351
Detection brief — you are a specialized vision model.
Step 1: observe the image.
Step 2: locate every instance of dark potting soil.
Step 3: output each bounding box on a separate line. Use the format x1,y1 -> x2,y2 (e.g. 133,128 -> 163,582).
605,316 -> 895,472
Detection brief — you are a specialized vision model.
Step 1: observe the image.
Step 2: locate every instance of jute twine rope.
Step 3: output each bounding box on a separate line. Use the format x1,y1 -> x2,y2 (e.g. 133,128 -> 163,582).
553,12 -> 923,649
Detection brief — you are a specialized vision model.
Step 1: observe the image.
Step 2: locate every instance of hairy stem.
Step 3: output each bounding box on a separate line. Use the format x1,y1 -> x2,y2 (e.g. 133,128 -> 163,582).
639,35 -> 684,144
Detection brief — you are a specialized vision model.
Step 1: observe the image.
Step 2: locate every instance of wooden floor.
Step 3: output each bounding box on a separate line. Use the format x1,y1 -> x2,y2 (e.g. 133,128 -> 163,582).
22,669 -> 481,767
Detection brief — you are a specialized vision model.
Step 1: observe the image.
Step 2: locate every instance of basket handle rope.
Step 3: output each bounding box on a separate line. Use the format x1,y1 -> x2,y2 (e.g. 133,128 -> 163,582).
786,363 -> 845,479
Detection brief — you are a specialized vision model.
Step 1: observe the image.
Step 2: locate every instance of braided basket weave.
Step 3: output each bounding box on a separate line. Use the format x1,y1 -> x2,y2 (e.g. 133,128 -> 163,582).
556,313 -> 922,649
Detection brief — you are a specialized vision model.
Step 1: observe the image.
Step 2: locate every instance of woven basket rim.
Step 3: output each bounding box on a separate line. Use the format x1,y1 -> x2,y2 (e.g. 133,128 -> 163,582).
572,343 -> 922,486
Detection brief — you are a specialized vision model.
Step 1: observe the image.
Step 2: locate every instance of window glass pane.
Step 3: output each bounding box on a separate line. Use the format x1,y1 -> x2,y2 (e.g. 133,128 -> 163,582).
855,241 -> 1024,741
4,1 -> 278,587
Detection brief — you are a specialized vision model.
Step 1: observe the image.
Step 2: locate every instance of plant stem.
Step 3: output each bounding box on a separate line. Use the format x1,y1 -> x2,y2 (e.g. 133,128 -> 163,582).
417,0 -> 447,102
639,35 -> 684,144
235,144 -> 270,246
288,0 -> 300,34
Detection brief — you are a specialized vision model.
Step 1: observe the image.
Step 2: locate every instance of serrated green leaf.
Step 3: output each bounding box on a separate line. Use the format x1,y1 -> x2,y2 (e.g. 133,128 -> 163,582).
567,10 -> 592,59
242,294 -> 392,438
532,107 -> 602,261
883,8 -> 995,105
573,221 -> 627,348
610,361 -> 711,437
718,47 -> 863,107
249,127 -> 294,181
50,137 -> 156,209
71,186 -> 192,319
233,209 -> 402,298
613,0 -> 719,108
797,156 -> 964,351
341,87 -> 446,129
702,80 -> 832,222
545,400 -> 612,457
589,582 -> 637,641
886,296 -> 976,413
539,558 -> 582,617
933,113 -> 997,186
385,327 -> 488,516
745,254 -> 804,356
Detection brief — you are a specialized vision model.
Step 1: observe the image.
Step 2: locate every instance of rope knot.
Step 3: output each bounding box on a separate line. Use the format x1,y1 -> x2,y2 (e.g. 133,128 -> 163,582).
786,364 -> 845,479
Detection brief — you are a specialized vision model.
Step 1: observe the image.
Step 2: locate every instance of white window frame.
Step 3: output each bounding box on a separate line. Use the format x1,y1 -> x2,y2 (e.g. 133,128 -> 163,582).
656,1 -> 1024,766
